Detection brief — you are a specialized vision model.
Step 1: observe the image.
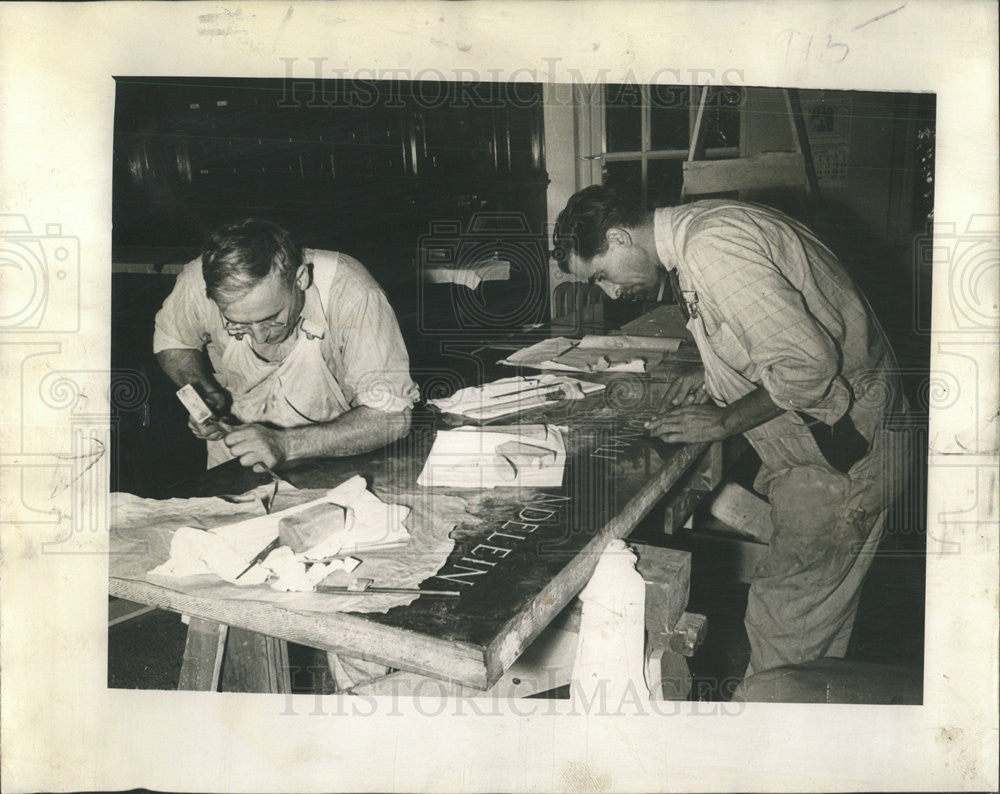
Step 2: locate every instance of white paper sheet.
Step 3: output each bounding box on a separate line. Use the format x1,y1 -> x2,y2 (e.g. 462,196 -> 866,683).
577,334 -> 682,352
424,257 -> 511,288
416,424 -> 567,488
499,335 -> 681,373
428,374 -> 605,419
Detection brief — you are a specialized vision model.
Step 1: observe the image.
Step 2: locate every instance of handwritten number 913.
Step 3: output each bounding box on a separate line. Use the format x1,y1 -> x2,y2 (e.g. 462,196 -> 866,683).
777,29 -> 850,65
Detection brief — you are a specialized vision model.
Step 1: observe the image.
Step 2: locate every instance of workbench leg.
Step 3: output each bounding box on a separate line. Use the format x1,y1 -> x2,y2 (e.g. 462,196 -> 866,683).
178,618 -> 227,691
645,612 -> 708,701
220,627 -> 292,694
646,645 -> 693,701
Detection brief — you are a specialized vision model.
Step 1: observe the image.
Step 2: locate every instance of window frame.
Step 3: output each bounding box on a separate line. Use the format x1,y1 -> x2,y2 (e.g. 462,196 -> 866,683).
597,85 -> 745,205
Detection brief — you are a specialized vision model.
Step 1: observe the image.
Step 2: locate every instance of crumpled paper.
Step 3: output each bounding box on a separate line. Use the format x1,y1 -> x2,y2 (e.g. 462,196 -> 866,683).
111,481 -> 473,613
148,525 -> 362,590
148,475 -> 408,590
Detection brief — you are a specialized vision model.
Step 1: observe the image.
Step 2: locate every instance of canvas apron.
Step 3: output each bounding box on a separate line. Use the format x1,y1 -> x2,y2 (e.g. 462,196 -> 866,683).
684,296 -> 894,675
206,263 -> 350,468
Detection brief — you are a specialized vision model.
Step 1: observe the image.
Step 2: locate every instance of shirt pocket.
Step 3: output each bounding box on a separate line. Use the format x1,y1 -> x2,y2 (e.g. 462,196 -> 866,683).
703,319 -> 754,376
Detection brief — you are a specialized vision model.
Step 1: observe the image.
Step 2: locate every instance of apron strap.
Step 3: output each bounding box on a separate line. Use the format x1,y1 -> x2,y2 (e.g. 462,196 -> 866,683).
308,250 -> 339,317
666,268 -> 690,321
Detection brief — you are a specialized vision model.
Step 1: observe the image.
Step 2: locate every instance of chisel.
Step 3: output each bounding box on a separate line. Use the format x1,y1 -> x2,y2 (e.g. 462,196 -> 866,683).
315,585 -> 460,597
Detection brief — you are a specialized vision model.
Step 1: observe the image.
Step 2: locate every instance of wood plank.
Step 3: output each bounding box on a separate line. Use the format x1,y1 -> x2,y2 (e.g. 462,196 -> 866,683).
107,597 -> 156,627
705,481 -> 774,542
177,618 -> 226,691
110,576 -> 490,689
479,439 -> 709,686
352,626 -> 579,699
662,443 -> 723,533
220,627 -> 291,694
645,645 -> 692,701
631,544 -> 691,634
682,152 -> 807,195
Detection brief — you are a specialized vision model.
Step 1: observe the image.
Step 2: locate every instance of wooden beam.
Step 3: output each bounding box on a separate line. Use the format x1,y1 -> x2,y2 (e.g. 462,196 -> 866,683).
481,441 -> 710,687
107,598 -> 156,627
177,618 -> 227,691
705,481 -> 774,543
682,152 -> 808,196
111,577 -> 489,690
631,543 -> 691,634
351,626 -> 580,699
220,627 -> 292,694
663,442 -> 723,534
783,88 -> 821,197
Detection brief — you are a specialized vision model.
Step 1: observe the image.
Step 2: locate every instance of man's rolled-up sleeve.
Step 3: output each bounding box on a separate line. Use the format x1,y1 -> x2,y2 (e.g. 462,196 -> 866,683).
152,260 -> 212,354
691,236 -> 851,424
337,288 -> 419,413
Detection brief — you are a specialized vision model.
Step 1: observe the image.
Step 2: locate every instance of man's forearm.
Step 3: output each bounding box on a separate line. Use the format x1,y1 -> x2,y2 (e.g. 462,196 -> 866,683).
722,386 -> 785,435
156,348 -> 221,392
281,405 -> 412,460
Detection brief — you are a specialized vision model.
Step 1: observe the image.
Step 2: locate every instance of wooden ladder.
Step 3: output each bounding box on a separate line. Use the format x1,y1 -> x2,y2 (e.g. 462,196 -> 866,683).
680,87 -> 821,202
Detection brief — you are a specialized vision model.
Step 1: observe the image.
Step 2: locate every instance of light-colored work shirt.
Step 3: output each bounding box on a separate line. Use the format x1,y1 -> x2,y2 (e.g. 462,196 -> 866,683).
153,249 -> 419,417
653,200 -> 894,427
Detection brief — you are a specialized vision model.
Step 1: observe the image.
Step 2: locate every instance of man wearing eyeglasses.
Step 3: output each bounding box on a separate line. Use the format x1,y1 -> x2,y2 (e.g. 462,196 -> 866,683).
154,218 -> 418,472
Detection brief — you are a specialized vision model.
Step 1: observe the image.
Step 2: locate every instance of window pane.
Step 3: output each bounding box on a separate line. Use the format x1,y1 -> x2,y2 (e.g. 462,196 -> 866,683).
646,160 -> 684,208
602,160 -> 642,194
605,83 -> 643,152
700,86 -> 743,149
650,85 -> 690,150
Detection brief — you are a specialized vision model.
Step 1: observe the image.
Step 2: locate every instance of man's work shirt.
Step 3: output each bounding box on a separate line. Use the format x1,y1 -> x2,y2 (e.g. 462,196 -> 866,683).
653,201 -> 902,487
154,249 -> 418,460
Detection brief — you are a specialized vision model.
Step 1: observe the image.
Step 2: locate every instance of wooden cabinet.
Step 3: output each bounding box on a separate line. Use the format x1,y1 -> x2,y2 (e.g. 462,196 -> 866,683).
113,78 -> 547,263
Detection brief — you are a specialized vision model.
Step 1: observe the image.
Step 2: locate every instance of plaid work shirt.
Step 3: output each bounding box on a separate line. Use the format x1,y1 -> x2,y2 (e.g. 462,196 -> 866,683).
653,200 -> 893,427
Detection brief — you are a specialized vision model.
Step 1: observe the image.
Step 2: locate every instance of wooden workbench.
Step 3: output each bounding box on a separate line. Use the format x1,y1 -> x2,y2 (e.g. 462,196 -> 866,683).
110,321 -> 720,694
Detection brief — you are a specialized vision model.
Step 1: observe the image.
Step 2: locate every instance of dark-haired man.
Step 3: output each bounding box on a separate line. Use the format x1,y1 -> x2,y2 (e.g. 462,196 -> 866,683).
154,218 -> 418,472
554,186 -> 906,678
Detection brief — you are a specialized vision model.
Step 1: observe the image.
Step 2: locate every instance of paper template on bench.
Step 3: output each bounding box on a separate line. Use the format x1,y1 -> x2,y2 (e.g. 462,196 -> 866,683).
417,424 -> 567,488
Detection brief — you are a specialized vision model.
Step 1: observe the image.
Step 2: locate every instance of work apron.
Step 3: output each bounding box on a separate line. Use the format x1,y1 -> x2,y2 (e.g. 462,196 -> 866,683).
685,299 -> 900,676
206,264 -> 350,468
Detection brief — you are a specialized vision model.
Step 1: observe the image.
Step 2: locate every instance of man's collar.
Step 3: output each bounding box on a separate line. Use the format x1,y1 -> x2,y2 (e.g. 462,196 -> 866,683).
653,206 -> 681,272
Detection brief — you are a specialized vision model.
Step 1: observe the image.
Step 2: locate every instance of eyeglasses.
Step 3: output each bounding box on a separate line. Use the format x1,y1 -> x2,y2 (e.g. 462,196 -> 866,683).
223,317 -> 295,338
221,290 -> 299,340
